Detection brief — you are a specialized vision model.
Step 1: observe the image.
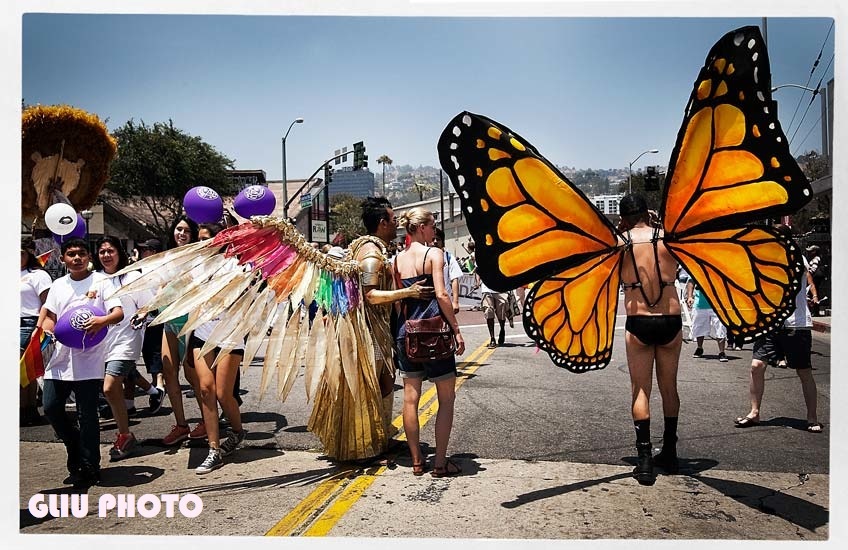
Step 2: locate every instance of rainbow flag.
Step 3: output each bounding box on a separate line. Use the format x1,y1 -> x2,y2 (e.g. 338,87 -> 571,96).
20,327 -> 50,388
36,249 -> 54,267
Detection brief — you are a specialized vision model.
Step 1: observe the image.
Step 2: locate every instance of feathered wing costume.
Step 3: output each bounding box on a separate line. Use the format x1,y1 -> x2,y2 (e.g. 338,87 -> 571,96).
437,26 -> 812,372
112,216 -> 387,460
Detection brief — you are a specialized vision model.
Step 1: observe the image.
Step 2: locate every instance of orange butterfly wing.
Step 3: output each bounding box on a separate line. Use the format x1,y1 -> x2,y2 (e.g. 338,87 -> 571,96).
661,26 -> 812,340
438,112 -> 620,292
667,226 -> 805,341
524,251 -> 623,372
662,26 -> 811,236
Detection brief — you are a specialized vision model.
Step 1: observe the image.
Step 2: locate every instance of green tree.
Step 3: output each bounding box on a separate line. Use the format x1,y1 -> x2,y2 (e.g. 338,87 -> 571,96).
796,150 -> 830,181
107,119 -> 236,237
330,193 -> 365,247
791,150 -> 831,234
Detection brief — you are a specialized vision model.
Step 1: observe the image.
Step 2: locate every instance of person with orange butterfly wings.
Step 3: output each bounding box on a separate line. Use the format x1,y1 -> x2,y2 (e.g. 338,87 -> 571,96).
438,26 -> 811,486
616,194 -> 684,484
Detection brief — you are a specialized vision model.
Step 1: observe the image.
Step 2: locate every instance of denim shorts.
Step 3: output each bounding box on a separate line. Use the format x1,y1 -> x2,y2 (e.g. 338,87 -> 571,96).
105,359 -> 138,378
20,317 -> 38,350
394,341 -> 457,382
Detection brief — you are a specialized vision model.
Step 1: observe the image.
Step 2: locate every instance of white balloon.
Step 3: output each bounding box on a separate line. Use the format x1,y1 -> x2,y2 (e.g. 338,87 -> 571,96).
44,203 -> 78,235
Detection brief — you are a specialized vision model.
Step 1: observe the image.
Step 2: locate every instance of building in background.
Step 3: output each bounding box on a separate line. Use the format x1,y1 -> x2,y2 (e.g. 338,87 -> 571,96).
328,167 -> 375,198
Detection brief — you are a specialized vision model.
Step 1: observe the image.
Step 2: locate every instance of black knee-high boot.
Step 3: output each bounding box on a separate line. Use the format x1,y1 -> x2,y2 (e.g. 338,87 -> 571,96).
633,419 -> 655,485
654,416 -> 679,474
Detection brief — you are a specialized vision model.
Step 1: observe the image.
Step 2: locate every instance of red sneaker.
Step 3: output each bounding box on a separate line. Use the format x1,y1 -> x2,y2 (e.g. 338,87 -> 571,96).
109,432 -> 137,461
162,424 -> 190,446
188,422 -> 207,440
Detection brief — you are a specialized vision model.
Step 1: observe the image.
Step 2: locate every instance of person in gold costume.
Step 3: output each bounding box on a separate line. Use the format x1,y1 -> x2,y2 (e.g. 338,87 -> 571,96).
308,197 -> 432,461
352,197 -> 435,446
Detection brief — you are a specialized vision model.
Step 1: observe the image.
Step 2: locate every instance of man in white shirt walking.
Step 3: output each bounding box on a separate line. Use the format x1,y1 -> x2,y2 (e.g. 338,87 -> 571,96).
735,232 -> 822,433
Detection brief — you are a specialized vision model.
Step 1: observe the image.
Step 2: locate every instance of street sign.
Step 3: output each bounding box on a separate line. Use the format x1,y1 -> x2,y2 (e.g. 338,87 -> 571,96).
300,193 -> 312,208
311,220 -> 327,242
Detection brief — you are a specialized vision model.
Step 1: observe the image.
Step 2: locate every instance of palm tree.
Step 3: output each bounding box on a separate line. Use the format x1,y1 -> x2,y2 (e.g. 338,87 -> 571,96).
377,155 -> 393,196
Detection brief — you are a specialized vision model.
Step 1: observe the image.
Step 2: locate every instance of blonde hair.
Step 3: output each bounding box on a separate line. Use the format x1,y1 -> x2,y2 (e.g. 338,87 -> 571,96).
397,207 -> 434,234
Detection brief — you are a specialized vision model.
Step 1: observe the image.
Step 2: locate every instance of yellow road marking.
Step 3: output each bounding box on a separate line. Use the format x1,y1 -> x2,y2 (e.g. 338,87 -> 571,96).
266,339 -> 493,536
264,468 -> 358,536
303,465 -> 385,536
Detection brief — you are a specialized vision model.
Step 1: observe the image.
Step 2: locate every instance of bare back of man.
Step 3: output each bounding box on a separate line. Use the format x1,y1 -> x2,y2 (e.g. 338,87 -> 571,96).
617,196 -> 683,485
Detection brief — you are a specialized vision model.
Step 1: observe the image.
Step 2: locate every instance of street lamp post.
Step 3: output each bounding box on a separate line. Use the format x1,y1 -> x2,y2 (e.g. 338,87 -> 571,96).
281,117 -> 304,219
628,148 -> 659,194
80,209 -> 93,249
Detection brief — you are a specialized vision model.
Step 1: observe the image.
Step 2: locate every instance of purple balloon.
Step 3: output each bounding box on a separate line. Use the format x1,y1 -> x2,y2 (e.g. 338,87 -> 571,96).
52,213 -> 87,244
183,186 -> 223,224
233,185 -> 276,218
54,305 -> 108,349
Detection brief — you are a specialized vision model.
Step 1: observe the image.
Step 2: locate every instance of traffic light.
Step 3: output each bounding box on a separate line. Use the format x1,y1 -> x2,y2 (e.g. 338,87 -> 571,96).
324,162 -> 334,184
645,165 -> 659,191
353,141 -> 368,170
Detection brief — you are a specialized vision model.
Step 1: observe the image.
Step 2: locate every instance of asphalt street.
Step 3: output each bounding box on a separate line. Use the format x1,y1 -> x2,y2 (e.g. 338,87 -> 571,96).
17,297 -> 831,543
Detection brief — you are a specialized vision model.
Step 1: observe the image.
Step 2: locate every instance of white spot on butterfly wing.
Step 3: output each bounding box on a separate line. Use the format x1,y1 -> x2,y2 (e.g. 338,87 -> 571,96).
733,32 -> 744,46
450,143 -> 457,150
747,38 -> 756,50
752,52 -> 759,62
462,114 -> 472,127
769,122 -> 775,130
462,190 -> 469,199
757,91 -> 765,102
754,67 -> 759,84
451,155 -> 459,170
458,175 -> 465,185
452,126 -> 461,137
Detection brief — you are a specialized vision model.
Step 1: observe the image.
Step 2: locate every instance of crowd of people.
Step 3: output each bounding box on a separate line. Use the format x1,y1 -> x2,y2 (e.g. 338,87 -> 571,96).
21,194 -> 824,488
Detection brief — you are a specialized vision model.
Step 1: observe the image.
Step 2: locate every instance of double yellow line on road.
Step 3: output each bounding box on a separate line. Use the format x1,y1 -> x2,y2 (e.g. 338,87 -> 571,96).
266,340 -> 496,537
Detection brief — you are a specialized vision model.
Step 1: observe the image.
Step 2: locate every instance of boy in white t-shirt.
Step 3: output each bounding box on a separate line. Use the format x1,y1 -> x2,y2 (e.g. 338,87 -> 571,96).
37,238 -> 123,486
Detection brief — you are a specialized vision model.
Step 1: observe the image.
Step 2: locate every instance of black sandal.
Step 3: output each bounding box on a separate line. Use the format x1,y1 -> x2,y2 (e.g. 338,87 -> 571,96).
412,462 -> 427,476
431,458 -> 462,478
734,415 -> 759,428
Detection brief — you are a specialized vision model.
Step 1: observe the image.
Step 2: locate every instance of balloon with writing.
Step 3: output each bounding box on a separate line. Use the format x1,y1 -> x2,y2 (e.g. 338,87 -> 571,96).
54,305 -> 107,349
183,186 -> 223,224
234,185 -> 276,218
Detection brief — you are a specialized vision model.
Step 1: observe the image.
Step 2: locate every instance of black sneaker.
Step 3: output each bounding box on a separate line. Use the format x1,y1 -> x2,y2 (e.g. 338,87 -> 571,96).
219,429 -> 246,457
99,403 -> 114,423
148,387 -> 165,415
718,352 -> 728,363
73,466 -> 100,487
196,448 -> 223,474
692,347 -> 704,358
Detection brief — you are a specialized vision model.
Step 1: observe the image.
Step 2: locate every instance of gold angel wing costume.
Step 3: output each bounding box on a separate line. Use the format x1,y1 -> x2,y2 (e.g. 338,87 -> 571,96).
113,216 -> 388,460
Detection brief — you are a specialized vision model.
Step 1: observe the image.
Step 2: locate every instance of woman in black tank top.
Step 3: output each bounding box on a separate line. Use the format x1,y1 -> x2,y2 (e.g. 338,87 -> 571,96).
394,207 -> 465,478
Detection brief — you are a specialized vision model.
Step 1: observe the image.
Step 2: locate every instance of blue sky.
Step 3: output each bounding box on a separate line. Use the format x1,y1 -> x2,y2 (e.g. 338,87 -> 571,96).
21,14 -> 835,181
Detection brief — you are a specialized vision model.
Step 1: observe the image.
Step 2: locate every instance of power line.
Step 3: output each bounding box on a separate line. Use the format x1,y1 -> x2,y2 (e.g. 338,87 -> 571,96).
788,53 -> 833,147
792,112 -> 824,157
784,20 -> 833,139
